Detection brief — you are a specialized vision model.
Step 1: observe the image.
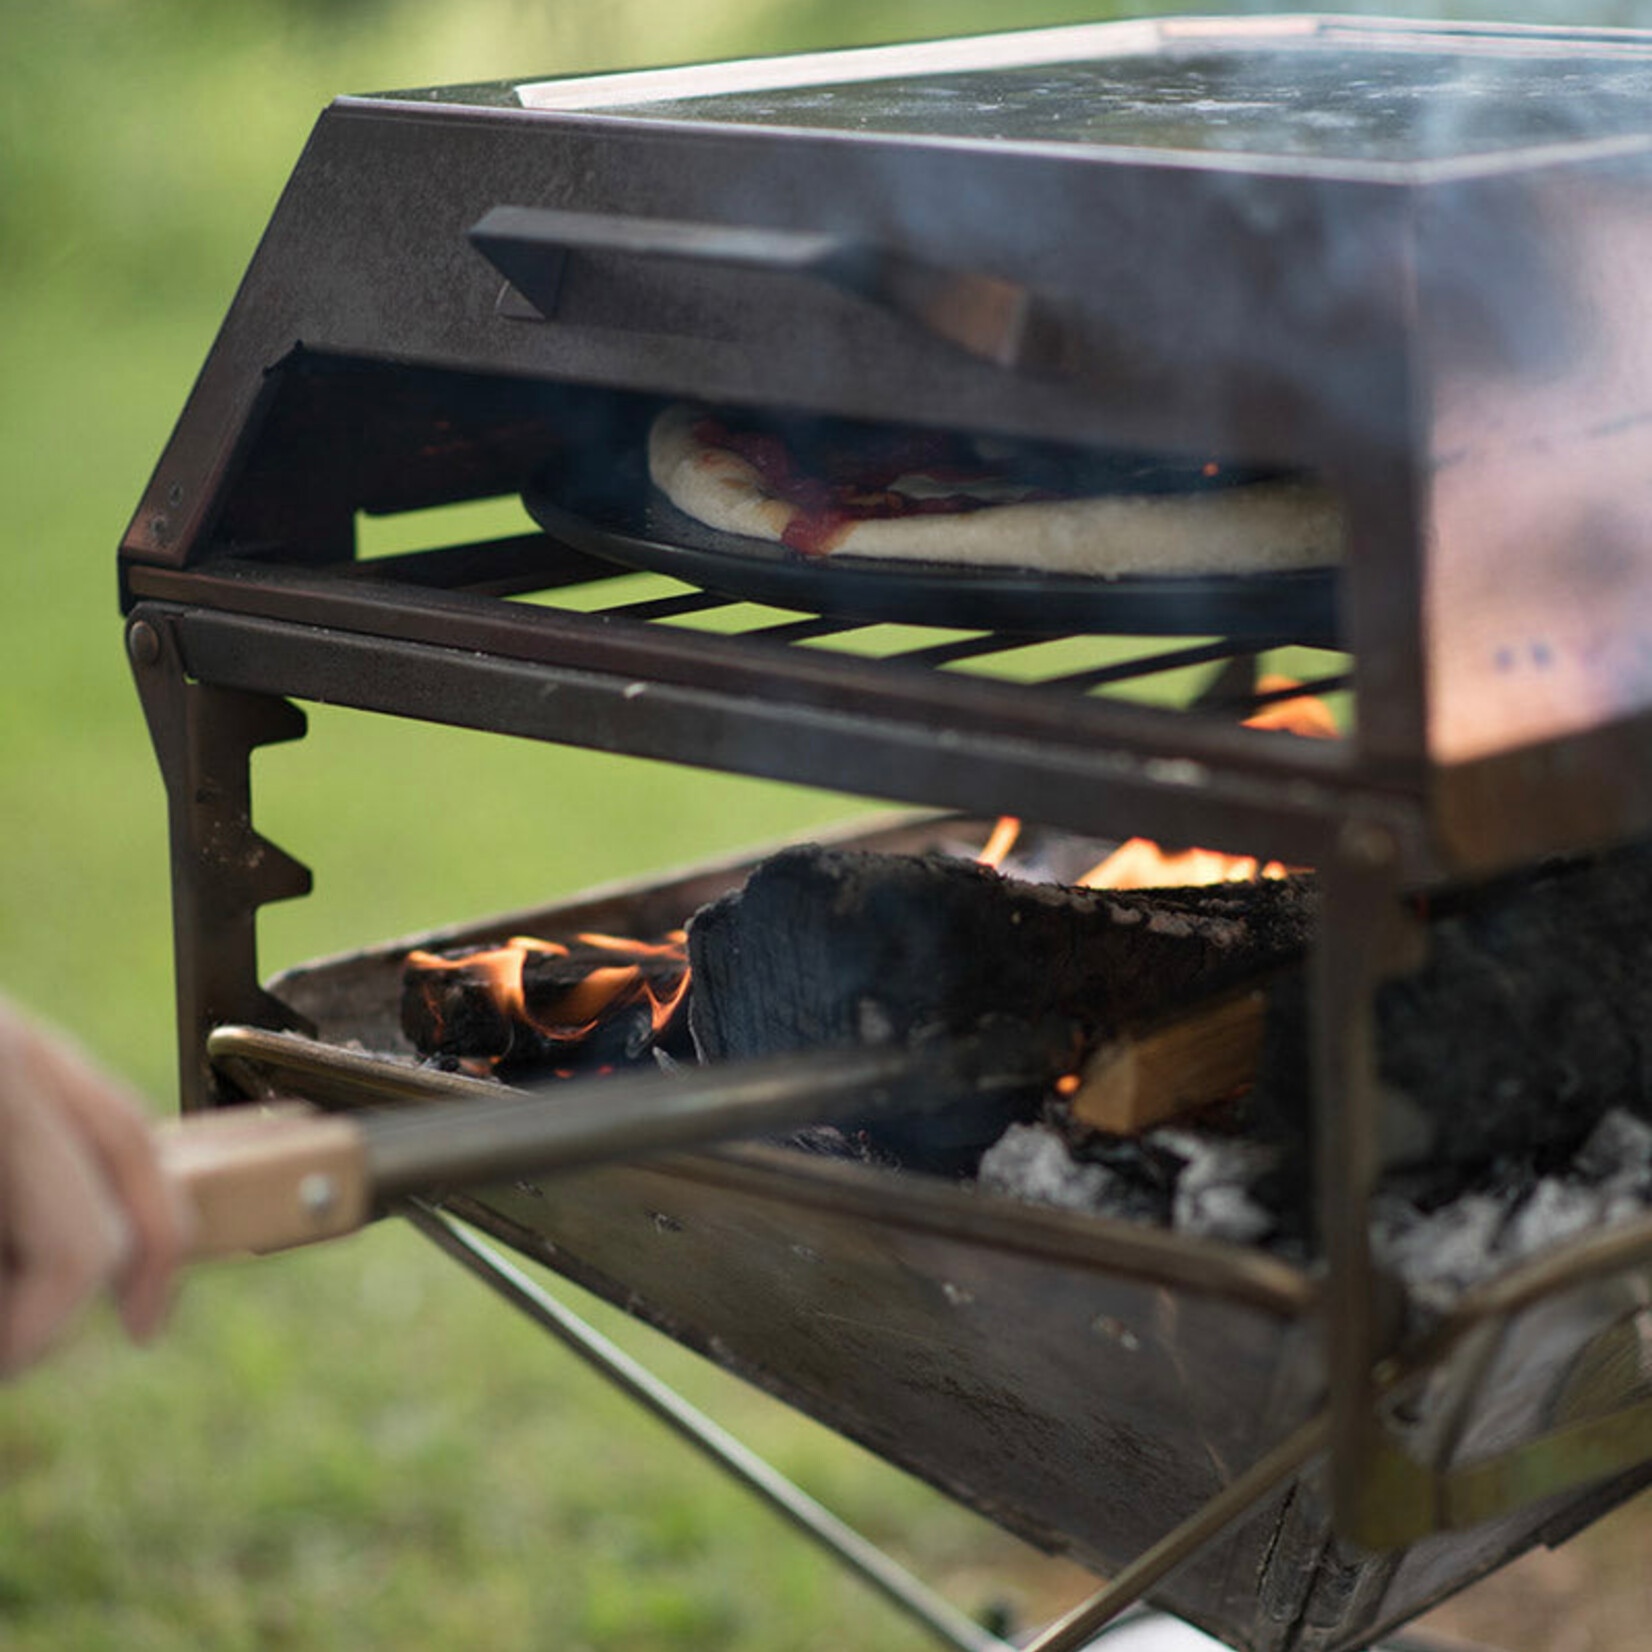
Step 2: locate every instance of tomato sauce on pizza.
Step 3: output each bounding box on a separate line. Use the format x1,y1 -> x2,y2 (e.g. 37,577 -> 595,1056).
690,415 -> 1051,556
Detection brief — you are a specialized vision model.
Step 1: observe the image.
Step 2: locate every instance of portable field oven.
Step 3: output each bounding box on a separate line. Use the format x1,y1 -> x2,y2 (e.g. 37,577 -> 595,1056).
121,16 -> 1652,1650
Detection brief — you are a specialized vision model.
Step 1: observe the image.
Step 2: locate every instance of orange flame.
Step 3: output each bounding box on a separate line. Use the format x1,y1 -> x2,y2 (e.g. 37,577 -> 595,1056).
976,816 -> 1022,869
404,929 -> 690,1063
1078,677 -> 1336,890
1241,674 -> 1340,739
1079,840 -> 1294,890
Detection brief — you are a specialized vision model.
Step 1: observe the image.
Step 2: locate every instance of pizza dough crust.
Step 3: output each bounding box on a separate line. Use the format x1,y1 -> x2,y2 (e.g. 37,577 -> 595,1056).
647,403 -> 1342,577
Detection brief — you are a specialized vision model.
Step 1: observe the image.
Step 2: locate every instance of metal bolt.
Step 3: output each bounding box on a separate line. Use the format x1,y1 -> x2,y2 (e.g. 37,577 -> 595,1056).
298,1172 -> 338,1221
166,481 -> 185,508
127,620 -> 161,668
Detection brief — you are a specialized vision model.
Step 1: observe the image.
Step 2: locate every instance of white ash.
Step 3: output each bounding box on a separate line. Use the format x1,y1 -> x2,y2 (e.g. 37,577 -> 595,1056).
979,1106 -> 1652,1306
978,1124 -> 1139,1215
1573,1108 -> 1652,1188
1155,1129 -> 1279,1247
1370,1191 -> 1516,1314
979,1120 -> 1279,1242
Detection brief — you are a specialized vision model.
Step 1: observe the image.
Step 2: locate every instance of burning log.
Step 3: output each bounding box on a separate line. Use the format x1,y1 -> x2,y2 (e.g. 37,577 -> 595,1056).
402,931 -> 691,1073
687,844 -> 1313,1169
689,845 -> 1312,1057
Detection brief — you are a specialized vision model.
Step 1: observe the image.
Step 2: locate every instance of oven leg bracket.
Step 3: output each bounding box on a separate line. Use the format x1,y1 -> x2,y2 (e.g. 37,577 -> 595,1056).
403,1200 -> 1017,1652
127,606 -> 314,1111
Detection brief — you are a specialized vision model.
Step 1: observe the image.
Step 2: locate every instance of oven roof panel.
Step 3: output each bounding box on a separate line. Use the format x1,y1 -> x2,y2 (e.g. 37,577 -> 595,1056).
497,16 -> 1652,167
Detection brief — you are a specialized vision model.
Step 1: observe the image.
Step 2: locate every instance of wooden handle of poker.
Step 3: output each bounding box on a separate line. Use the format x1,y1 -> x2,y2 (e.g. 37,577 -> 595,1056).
155,1104 -> 372,1260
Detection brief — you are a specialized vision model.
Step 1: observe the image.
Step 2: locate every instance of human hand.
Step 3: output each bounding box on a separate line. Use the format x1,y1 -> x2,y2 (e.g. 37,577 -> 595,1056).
0,995 -> 191,1376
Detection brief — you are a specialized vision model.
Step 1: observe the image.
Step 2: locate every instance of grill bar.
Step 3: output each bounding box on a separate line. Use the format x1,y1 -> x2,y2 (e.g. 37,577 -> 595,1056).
600,589 -> 730,621
124,553 -> 1354,763
888,632 -> 1048,667
1034,636 -> 1287,694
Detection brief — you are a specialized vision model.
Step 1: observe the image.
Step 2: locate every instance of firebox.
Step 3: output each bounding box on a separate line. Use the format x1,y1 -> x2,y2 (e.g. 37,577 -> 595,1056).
122,16 -> 1652,1652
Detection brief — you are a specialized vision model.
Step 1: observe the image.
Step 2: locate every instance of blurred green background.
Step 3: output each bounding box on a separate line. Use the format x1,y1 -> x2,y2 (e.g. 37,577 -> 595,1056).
4,1 -> 1652,1648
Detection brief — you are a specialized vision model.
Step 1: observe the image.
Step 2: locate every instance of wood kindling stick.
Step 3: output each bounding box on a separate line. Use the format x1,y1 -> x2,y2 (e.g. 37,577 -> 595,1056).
1067,983 -> 1269,1137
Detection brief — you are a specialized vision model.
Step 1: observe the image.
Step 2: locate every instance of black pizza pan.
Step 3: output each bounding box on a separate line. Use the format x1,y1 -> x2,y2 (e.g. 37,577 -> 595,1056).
522,446 -> 1340,643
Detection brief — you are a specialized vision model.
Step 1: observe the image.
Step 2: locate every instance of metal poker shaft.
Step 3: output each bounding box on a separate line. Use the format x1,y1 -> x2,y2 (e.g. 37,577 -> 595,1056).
158,1041 -> 1006,1261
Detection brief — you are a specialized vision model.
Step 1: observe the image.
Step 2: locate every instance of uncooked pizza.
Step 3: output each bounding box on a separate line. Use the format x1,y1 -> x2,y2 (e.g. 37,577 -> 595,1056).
647,403 -> 1341,577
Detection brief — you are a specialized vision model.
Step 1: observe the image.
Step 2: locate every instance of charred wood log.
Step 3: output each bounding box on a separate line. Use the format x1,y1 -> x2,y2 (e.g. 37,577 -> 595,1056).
689,846 -> 1313,1058
1251,843 -> 1652,1178
687,845 -> 1313,1170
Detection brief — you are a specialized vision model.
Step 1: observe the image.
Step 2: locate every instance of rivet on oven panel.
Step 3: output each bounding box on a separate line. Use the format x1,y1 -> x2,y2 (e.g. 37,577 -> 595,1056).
298,1172 -> 338,1220
126,621 -> 162,669
166,482 -> 185,508
148,515 -> 170,543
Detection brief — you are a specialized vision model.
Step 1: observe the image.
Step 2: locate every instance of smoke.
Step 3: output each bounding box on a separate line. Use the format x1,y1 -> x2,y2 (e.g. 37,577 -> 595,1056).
1224,0 -> 1648,21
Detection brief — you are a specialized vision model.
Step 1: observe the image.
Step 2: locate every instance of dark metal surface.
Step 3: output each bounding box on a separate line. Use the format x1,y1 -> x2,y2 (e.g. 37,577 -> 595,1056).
120,570 -> 1385,883
521,439 -> 1340,641
126,615 -> 315,1110
471,204 -> 1054,370
559,21 -> 1652,163
356,1039 -> 1055,1197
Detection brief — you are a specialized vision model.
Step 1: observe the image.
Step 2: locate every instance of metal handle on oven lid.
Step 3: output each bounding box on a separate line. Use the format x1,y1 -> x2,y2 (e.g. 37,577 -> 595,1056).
468,204 -> 1061,371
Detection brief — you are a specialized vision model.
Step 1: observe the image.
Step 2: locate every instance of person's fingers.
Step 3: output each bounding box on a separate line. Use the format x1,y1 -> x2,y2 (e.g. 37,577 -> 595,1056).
12,1019 -> 191,1344
0,1079 -> 130,1375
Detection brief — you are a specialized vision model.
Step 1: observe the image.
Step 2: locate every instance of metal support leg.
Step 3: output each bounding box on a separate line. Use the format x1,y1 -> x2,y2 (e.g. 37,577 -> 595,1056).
127,604 -> 314,1110
1313,823 -> 1432,1549
1016,1415 -> 1329,1652
404,1201 -> 1015,1652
